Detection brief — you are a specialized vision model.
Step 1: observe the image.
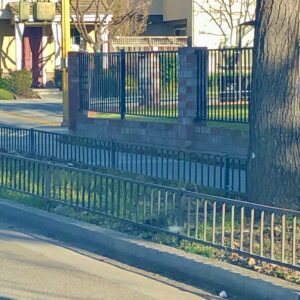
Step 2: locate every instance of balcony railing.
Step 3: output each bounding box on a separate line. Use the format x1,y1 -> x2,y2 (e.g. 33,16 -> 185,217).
110,36 -> 188,51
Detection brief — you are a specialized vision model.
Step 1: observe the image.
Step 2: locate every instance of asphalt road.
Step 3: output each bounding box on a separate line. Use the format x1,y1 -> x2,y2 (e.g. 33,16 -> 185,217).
0,220 -> 220,300
0,96 -> 65,132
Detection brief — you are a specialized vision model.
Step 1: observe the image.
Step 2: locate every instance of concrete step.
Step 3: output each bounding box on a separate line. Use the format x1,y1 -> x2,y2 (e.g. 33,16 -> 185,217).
33,89 -> 62,100
33,89 -> 62,95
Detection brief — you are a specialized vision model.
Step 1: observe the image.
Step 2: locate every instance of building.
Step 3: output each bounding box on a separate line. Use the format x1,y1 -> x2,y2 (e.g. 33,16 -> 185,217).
0,0 -> 109,87
0,0 -> 255,87
146,0 -> 255,49
1,0 -> 57,87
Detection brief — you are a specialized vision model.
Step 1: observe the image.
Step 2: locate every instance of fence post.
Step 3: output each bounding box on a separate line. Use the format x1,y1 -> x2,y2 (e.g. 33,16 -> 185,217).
68,52 -> 81,132
120,49 -> 126,120
178,47 -> 206,124
196,48 -> 208,121
30,128 -> 35,156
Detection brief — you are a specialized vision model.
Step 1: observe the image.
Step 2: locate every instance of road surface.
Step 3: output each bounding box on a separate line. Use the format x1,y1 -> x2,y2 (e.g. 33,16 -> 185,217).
0,220 -> 220,300
0,96 -> 65,132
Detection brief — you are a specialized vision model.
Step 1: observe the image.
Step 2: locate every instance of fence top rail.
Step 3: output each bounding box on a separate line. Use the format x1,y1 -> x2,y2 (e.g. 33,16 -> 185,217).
111,36 -> 189,45
78,50 -> 179,56
0,152 -> 298,217
0,125 -> 30,131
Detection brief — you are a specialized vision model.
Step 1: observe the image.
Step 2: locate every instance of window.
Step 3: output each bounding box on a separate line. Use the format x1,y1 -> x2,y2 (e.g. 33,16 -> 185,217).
71,28 -> 81,46
174,25 -> 187,36
174,28 -> 187,36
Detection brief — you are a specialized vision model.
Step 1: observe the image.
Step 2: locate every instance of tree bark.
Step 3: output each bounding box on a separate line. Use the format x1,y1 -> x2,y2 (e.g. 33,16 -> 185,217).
248,0 -> 300,208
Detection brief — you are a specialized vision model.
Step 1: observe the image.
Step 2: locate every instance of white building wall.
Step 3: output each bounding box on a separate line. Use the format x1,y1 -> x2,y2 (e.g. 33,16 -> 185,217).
149,0 -> 255,49
192,1 -> 222,48
192,0 -> 255,48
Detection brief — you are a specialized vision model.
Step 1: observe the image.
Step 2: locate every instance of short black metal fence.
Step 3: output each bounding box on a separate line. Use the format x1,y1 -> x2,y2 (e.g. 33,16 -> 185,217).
197,48 -> 252,123
0,152 -> 298,271
0,126 -> 247,194
79,51 -> 179,118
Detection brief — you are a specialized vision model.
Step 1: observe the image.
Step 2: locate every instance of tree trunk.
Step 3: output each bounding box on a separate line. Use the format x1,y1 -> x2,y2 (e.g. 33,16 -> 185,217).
248,0 -> 300,208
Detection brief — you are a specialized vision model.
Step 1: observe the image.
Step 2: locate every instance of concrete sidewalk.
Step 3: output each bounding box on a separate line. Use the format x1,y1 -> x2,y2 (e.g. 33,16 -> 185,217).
0,199 -> 299,300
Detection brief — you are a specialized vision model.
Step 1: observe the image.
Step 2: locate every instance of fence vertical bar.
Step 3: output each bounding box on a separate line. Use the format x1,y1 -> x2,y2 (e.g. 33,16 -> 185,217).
281,214 -> 286,262
292,216 -> 297,265
260,210 -> 264,257
270,212 -> 275,260
111,141 -> 116,169
120,49 -> 126,120
45,165 -> 51,211
231,205 -> 235,249
224,156 -> 230,192
196,48 -> 208,120
221,203 -> 226,246
30,128 -> 35,156
249,208 -> 254,254
195,199 -> 199,239
240,206 -> 244,251
212,201 -> 216,244
203,200 -> 207,241
187,199 -> 191,237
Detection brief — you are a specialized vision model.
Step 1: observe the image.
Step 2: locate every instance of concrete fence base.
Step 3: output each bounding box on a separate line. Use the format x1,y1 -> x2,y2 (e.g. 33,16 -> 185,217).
76,116 -> 248,156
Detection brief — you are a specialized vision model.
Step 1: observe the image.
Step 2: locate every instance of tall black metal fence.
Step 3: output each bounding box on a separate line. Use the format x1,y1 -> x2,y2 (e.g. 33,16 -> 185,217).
198,46 -> 300,123
79,47 -> 299,124
0,152 -> 298,271
197,48 -> 252,123
0,126 -> 247,194
79,51 -> 179,118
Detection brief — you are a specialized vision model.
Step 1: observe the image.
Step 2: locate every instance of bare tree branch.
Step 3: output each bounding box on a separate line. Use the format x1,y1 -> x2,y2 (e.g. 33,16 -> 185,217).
67,0 -> 152,52
194,0 -> 255,47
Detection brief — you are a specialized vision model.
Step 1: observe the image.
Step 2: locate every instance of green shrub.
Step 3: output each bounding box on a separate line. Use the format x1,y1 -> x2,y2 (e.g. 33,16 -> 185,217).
0,77 -> 10,90
7,69 -> 32,96
160,54 -> 178,88
0,88 -> 14,100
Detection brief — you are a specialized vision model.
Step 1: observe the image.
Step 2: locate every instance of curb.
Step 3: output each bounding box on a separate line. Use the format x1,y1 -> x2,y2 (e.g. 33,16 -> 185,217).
0,199 -> 299,300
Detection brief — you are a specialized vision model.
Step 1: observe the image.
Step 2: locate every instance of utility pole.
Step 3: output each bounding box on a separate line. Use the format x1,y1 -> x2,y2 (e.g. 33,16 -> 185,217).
61,0 -> 71,126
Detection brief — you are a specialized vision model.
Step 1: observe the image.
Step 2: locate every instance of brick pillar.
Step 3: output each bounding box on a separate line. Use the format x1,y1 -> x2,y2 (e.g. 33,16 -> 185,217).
68,52 -> 80,132
178,47 -> 208,124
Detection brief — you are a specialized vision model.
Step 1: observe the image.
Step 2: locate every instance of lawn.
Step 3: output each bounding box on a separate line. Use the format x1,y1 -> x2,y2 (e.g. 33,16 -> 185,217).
87,101 -> 249,130
87,111 -> 178,123
0,88 -> 14,100
207,103 -> 249,123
